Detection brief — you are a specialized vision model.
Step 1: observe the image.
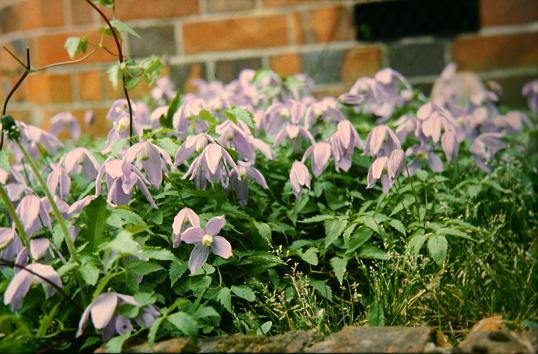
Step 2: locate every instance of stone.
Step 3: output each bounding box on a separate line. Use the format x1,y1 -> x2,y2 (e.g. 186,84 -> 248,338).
128,26 -> 176,58
388,41 -> 446,78
301,50 -> 345,85
458,331 -> 536,354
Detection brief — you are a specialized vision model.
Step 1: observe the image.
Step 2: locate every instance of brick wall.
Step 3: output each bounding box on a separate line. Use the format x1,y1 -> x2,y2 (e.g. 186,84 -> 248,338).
0,0 -> 537,135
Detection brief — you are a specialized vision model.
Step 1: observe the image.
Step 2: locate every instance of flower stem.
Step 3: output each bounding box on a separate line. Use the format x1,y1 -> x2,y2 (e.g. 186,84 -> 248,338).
0,184 -> 31,251
15,140 -> 79,264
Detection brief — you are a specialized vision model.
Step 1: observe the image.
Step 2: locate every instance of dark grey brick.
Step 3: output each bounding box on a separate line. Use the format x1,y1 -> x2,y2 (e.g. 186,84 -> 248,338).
215,57 -> 262,83
301,50 -> 345,84
388,41 -> 446,77
128,26 -> 176,58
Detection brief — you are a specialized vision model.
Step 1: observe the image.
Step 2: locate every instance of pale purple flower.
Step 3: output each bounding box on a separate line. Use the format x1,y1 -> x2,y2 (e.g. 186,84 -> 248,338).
522,79 -> 538,113
61,147 -> 100,181
16,194 -> 51,236
47,163 -> 71,200
84,110 -> 95,126
67,195 -> 97,216
289,161 -> 311,199
49,112 -> 81,140
95,158 -> 158,209
405,144 -> 444,176
0,167 -> 8,184
182,143 -> 238,190
366,148 -> 405,194
125,140 -> 172,188
76,292 -> 159,340
174,133 -> 214,168
172,207 -> 200,248
30,238 -> 50,260
216,119 -> 274,161
15,123 -> 63,159
230,160 -> 269,207
151,77 -> 176,102
470,133 -> 506,172
363,124 -> 401,157
302,142 -> 331,177
328,120 -> 364,172
394,114 -> 420,142
273,101 -> 315,147
173,97 -> 205,138
416,102 -> 459,161
3,165 -> 32,201
181,216 -> 233,273
4,261 -> 63,310
0,227 -> 22,261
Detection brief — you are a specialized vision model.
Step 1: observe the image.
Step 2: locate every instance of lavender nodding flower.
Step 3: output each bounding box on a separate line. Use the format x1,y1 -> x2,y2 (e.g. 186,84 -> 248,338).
181,216 -> 233,273
366,148 -> 405,194
47,163 -> 71,200
289,161 -> 311,199
470,132 -> 506,172
363,124 -> 401,158
230,160 -> 269,207
125,140 -> 173,188
522,79 -> 538,113
61,147 -> 100,181
302,142 -> 331,177
172,207 -> 200,248
328,120 -> 364,172
405,143 -> 444,176
49,111 -> 81,140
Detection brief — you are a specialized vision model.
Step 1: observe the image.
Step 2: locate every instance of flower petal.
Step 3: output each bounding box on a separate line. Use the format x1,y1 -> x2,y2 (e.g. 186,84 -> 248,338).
211,236 -> 232,259
181,227 -> 204,244
188,243 -> 209,273
205,216 -> 226,236
90,292 -> 118,329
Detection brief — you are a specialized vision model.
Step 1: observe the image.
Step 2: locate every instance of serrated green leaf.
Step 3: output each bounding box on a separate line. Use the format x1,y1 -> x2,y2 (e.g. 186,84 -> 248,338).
107,64 -> 121,89
356,214 -> 379,233
388,219 -> 406,236
142,248 -> 176,261
148,317 -> 164,346
216,287 -> 233,313
345,227 -> 373,254
330,257 -> 348,285
428,235 -> 448,265
297,247 -> 318,265
106,231 -> 140,256
324,219 -> 348,248
253,221 -> 272,246
193,305 -> 220,320
224,107 -> 256,131
80,196 -> 110,250
231,285 -> 256,302
110,19 -> 141,38
167,312 -> 198,337
126,261 -> 163,275
80,262 -> 99,286
64,36 -> 88,59
108,208 -> 146,228
342,223 -> 357,243
437,228 -> 473,241
357,245 -> 387,260
258,321 -> 272,335
105,333 -> 130,353
406,232 -> 428,256
309,278 -> 333,301
169,261 -> 188,286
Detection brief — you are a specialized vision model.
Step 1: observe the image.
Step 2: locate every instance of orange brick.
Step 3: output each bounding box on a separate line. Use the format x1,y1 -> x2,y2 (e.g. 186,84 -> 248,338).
341,46 -> 383,84
44,107 -> 110,138
77,71 -> 102,101
289,12 -> 305,44
26,73 -> 73,104
33,31 -> 118,67
183,15 -> 289,53
184,63 -> 206,93
70,0 -> 95,25
310,6 -> 354,43
263,0 -> 310,7
311,85 -> 347,99
0,0 -> 65,33
452,33 -> 538,72
269,53 -> 302,76
115,0 -> 199,20
481,0 -> 538,27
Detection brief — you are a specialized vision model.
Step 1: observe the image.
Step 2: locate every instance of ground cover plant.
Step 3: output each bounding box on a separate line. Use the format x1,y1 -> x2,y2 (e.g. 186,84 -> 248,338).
0,1 -> 537,352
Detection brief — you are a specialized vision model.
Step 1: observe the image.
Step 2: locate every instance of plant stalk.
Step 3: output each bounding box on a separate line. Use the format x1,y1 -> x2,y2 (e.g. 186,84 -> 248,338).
0,184 -> 31,250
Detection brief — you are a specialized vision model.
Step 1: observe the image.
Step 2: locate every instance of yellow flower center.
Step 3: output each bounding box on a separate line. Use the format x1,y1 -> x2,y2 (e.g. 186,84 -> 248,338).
202,234 -> 213,247
195,136 -> 208,152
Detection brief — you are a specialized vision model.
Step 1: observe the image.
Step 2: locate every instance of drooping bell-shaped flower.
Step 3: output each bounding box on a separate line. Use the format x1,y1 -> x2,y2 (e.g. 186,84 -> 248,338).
182,143 -> 238,190
289,160 -> 311,199
181,216 -> 233,273
151,76 -> 176,102
366,148 -> 405,194
49,112 -> 81,140
174,133 -> 214,168
61,147 -> 100,181
172,207 -> 200,248
405,143 -> 444,176
230,160 -> 268,207
302,142 -> 331,177
470,133 -> 506,172
363,124 -> 401,158
522,79 -> 538,113
125,140 -> 172,188
47,163 -> 71,200
16,194 -> 51,236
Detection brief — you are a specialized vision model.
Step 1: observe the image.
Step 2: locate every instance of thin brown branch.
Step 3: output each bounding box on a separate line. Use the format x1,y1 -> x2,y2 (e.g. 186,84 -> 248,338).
3,46 -> 26,67
31,47 -> 99,72
85,0 -> 134,145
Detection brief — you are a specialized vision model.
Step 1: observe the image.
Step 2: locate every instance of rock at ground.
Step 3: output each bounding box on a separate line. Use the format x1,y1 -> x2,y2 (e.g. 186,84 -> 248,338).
458,330 -> 536,354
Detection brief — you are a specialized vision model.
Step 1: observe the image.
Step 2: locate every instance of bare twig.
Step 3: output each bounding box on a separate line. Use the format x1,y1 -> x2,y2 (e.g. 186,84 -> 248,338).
85,0 -> 134,145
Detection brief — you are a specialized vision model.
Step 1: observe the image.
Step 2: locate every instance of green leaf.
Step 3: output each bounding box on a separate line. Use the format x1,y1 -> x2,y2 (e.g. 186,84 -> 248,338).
437,228 -> 474,241
309,278 -> 333,302
142,248 -> 177,261
415,169 -> 429,181
148,317 -> 164,346
64,36 -> 88,59
388,219 -> 406,236
167,312 -> 199,337
216,287 -> 233,313
110,19 -> 141,38
297,247 -> 319,265
169,262 -> 188,287
105,333 -> 130,353
330,257 -> 348,285
108,208 -> 146,228
127,261 -> 163,275
324,219 -> 348,248
107,64 -> 121,89
406,233 -> 428,256
299,215 -> 335,223
356,214 -> 379,234
345,227 -> 373,254
358,245 -> 388,260
342,223 -> 357,243
80,262 -> 100,286
258,321 -> 272,335
106,231 -> 140,256
367,301 -> 384,326
193,306 -> 220,320
253,221 -> 272,246
231,285 -> 256,302
80,196 -> 110,250
163,92 -> 181,128
224,107 -> 256,131
427,235 -> 448,265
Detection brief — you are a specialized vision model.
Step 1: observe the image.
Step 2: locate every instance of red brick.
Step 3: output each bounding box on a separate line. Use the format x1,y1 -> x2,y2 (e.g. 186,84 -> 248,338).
183,15 -> 289,53
452,33 -> 538,72
33,31 -> 118,67
114,0 -> 199,20
77,71 -> 102,101
341,46 -> 383,84
70,0 -> 95,25
310,6 -> 354,43
481,0 -> 538,27
269,53 -> 302,76
0,0 -> 65,33
263,0 -> 311,7
206,0 -> 256,13
26,73 -> 73,104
